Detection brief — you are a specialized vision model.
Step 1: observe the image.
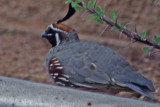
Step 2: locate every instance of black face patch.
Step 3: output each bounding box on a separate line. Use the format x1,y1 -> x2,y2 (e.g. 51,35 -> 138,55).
45,27 -> 53,34
46,34 -> 57,47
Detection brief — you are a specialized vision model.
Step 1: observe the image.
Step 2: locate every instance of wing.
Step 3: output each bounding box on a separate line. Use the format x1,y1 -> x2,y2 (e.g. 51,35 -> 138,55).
64,52 -> 111,88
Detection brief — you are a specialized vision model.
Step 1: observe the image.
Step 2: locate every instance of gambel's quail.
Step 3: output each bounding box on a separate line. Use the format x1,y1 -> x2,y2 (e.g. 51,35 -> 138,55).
41,23 -> 155,98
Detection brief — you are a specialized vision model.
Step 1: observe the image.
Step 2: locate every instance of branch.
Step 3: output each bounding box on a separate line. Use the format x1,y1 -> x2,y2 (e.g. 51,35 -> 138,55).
68,0 -> 160,50
152,0 -> 160,8
86,5 -> 160,49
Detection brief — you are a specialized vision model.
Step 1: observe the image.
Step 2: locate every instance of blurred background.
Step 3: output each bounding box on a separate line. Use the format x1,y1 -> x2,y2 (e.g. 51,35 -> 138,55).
0,0 -> 160,102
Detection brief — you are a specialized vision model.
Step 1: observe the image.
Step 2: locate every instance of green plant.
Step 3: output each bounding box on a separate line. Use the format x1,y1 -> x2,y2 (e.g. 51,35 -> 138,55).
65,0 -> 160,54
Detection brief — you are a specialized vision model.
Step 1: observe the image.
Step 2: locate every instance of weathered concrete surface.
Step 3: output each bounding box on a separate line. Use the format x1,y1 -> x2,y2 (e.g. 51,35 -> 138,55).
0,76 -> 159,107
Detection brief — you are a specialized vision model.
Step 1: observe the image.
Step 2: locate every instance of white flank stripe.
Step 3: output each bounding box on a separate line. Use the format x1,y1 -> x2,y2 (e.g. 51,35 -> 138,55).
54,73 -> 59,76
54,60 -> 59,63
58,77 -> 69,82
56,67 -> 63,69
73,83 -> 93,88
52,57 -> 57,60
54,63 -> 61,65
62,74 -> 69,78
50,64 -> 53,66
52,76 -> 56,79
111,78 -> 126,87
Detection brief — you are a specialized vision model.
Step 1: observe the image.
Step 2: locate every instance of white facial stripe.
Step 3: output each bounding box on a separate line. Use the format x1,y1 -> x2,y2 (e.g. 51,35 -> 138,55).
55,33 -> 60,46
49,24 -> 68,35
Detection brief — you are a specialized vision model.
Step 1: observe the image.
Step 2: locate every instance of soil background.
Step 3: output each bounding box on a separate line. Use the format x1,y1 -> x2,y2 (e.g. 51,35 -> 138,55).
0,0 -> 160,104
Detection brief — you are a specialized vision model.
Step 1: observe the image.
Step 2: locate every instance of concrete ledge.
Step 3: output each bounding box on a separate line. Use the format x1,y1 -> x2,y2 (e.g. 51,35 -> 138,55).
0,76 -> 159,107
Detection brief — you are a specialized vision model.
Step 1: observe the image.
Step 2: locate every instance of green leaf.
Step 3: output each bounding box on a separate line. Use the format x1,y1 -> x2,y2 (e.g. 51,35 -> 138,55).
142,46 -> 150,52
110,10 -> 116,22
75,0 -> 83,4
112,26 -> 119,31
100,11 -> 105,16
88,1 -> 92,8
74,6 -> 83,11
141,31 -> 147,41
103,5 -> 106,13
92,14 -> 99,21
91,0 -> 95,4
92,14 -> 104,24
152,0 -> 156,4
95,6 -> 101,13
95,6 -> 105,16
112,22 -> 124,31
82,2 -> 87,9
153,35 -> 160,43
77,0 -> 83,2
96,18 -> 105,24
65,0 -> 72,4
71,2 -> 77,8
86,14 -> 91,20
88,0 -> 94,9
118,21 -> 124,28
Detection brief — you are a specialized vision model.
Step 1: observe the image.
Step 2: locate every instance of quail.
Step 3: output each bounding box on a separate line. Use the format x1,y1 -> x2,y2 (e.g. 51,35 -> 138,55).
41,23 -> 155,99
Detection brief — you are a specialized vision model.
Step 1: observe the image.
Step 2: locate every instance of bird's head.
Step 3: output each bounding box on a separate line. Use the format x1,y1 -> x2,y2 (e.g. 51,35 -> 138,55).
41,24 -> 79,47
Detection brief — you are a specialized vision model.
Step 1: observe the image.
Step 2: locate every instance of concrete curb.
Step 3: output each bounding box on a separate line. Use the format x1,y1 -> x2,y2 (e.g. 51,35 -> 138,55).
0,76 -> 159,107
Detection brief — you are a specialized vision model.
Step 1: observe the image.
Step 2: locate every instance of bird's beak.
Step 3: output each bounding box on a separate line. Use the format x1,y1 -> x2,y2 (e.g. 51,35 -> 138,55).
41,32 -> 47,38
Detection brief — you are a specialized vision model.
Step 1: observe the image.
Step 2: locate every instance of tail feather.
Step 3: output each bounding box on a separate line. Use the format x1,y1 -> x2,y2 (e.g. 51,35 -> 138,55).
126,83 -> 154,99
134,76 -> 155,92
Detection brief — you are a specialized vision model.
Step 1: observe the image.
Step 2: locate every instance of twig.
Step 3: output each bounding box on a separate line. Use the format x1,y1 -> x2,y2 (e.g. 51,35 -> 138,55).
99,25 -> 109,37
76,3 -> 160,50
152,0 -> 160,8
80,10 -> 88,19
94,0 -> 97,8
149,50 -> 160,56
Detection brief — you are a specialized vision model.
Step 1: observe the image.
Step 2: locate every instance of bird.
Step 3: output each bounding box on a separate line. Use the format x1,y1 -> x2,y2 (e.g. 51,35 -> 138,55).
41,23 -> 155,99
